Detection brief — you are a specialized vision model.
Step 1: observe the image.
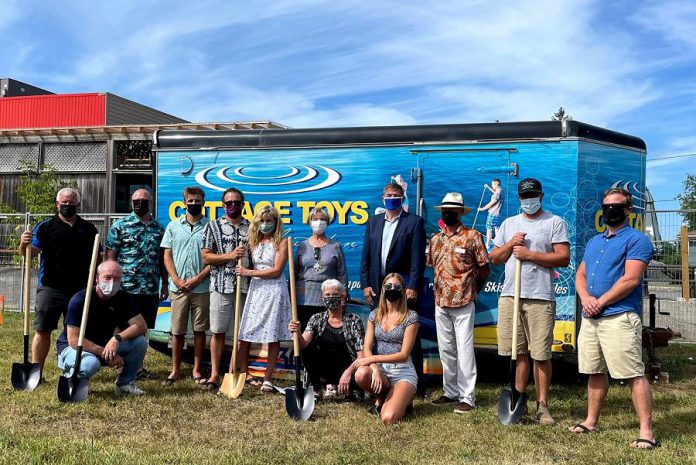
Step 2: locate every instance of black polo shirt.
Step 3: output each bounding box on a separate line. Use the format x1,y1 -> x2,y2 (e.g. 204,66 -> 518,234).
31,214 -> 99,294
56,288 -> 141,354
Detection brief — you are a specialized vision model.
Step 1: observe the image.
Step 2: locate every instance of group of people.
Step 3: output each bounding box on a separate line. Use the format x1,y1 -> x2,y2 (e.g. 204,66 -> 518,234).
17,178 -> 658,447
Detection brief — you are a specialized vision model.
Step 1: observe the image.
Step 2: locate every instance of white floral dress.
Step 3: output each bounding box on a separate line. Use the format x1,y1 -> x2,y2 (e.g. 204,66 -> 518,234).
238,242 -> 292,343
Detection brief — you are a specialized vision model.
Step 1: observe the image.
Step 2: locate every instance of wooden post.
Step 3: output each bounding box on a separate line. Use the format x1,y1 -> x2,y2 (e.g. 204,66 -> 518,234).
681,225 -> 690,301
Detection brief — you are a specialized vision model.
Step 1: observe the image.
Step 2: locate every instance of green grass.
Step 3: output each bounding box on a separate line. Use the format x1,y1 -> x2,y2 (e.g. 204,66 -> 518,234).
1,311 -> 695,465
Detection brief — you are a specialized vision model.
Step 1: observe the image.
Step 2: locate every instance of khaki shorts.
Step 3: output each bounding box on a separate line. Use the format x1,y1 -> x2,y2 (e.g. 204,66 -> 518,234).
209,290 -> 247,334
578,312 -> 644,379
170,292 -> 210,336
497,297 -> 555,361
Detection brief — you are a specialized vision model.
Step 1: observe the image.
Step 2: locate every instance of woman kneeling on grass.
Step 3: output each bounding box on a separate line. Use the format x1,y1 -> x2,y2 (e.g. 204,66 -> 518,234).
288,278 -> 365,401
236,205 -> 292,393
352,273 -> 419,425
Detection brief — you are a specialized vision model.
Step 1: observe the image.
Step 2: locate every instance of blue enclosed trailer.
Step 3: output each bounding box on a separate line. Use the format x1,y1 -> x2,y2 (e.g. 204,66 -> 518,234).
152,121 -> 647,377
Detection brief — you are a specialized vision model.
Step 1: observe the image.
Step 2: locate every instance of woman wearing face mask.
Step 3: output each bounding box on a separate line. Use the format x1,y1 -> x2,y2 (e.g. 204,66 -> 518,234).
236,205 -> 292,393
288,279 -> 364,400
352,273 -> 419,425
294,207 -> 348,330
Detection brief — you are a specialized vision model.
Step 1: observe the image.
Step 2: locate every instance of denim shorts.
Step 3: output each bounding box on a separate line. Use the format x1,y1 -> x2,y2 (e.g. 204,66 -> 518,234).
378,361 -> 418,389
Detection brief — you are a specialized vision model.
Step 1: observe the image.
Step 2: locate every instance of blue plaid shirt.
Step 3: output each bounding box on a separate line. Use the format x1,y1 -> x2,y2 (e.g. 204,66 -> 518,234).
106,212 -> 165,295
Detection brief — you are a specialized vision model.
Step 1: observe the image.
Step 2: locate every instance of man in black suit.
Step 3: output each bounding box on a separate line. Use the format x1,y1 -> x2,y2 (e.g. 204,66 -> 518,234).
360,182 -> 426,393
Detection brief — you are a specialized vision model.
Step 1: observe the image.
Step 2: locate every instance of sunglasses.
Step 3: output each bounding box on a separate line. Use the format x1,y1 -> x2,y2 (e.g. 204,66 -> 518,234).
224,200 -> 243,207
384,283 -> 403,291
601,203 -> 627,208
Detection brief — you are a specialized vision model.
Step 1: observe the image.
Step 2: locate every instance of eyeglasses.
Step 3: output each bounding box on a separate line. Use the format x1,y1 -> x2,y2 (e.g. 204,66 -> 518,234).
384,283 -> 403,291
313,247 -> 322,271
224,200 -> 243,207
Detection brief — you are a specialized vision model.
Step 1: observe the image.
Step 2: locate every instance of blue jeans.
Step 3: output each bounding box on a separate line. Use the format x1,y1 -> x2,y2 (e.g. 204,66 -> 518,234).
57,336 -> 148,386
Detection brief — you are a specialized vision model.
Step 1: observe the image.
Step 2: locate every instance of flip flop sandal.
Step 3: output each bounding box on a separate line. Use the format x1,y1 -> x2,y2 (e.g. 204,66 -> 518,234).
202,380 -> 221,392
246,376 -> 263,387
260,381 -> 275,393
630,438 -> 660,450
161,377 -> 179,386
192,376 -> 207,385
570,423 -> 599,434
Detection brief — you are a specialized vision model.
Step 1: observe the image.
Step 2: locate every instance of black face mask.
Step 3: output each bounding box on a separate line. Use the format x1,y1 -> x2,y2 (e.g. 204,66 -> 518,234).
187,204 -> 203,216
323,296 -> 342,310
441,211 -> 460,227
59,204 -> 77,218
384,289 -> 402,302
132,199 -> 150,216
602,203 -> 627,227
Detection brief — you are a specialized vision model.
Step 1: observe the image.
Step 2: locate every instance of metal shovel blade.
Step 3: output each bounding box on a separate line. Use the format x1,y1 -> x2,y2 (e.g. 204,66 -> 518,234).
285,385 -> 315,421
57,375 -> 89,403
10,362 -> 41,391
497,388 -> 528,425
219,371 -> 246,399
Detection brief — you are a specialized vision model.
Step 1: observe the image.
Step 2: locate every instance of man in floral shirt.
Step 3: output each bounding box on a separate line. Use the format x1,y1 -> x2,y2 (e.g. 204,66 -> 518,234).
106,188 -> 167,379
427,192 -> 489,414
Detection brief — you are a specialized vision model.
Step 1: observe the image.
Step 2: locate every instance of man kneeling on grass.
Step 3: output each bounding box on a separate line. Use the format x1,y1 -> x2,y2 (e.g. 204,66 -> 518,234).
56,260 -> 149,396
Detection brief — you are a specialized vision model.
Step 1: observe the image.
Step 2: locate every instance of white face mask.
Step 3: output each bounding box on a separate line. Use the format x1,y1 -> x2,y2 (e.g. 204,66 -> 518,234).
520,197 -> 542,215
98,279 -> 121,297
310,220 -> 327,234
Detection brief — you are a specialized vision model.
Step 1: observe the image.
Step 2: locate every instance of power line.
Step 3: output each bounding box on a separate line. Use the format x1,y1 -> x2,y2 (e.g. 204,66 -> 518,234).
647,153 -> 696,162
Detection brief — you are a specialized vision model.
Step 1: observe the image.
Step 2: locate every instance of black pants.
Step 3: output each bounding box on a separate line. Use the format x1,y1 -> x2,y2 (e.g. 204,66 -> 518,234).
304,344 -> 358,390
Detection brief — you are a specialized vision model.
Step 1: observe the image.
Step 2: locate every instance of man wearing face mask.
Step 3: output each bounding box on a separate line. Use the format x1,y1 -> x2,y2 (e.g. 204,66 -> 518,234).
161,187 -> 211,385
360,182 -> 426,393
428,193 -> 490,413
490,178 -> 570,425
201,187 -> 250,390
56,260 -> 148,395
106,188 -> 166,380
571,188 -> 657,449
19,187 -> 100,378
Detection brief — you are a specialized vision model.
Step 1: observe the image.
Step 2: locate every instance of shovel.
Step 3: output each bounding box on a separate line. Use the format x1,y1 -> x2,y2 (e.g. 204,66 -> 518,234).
57,233 -> 100,403
497,258 -> 528,425
11,242 -> 42,391
220,230 -> 246,399
284,237 -> 315,421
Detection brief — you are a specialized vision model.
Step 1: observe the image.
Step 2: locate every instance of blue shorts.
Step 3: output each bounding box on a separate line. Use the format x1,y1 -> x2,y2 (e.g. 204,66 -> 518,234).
486,214 -> 502,230
378,362 -> 418,389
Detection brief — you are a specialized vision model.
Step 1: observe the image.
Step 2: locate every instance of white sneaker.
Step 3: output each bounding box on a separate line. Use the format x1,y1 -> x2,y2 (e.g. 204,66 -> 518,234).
115,382 -> 146,396
323,384 -> 337,399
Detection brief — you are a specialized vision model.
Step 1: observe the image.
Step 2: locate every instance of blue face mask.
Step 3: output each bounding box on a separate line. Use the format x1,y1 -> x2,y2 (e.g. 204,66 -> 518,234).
520,197 -> 541,215
383,197 -> 403,211
259,222 -> 276,234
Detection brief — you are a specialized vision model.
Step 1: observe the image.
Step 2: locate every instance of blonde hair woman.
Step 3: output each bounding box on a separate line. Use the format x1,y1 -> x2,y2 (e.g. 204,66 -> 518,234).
236,205 -> 292,392
352,273 -> 419,424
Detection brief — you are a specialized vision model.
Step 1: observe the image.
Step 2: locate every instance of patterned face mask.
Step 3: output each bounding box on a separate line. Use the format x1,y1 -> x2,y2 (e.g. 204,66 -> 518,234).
323,296 -> 342,310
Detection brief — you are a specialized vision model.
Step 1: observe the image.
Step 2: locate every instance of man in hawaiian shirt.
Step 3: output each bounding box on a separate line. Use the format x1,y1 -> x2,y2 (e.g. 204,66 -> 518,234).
106,188 -> 167,379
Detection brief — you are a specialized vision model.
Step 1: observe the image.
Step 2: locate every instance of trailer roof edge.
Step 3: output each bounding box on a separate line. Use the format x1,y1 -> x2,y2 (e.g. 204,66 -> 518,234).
152,121 -> 646,151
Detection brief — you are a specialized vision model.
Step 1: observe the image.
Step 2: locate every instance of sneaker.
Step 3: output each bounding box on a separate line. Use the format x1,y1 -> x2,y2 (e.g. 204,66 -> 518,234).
431,395 -> 458,405
367,404 -> 381,415
454,402 -> 474,414
323,384 -> 337,399
115,382 -> 146,396
536,401 -> 555,425
136,368 -> 157,380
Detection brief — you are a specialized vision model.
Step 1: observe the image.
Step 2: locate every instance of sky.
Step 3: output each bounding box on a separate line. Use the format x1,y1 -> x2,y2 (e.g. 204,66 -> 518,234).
2,0 -> 695,209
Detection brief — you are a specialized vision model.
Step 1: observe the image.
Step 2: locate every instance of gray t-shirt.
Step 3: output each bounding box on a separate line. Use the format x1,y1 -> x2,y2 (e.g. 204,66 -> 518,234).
493,211 -> 569,301
489,189 -> 503,216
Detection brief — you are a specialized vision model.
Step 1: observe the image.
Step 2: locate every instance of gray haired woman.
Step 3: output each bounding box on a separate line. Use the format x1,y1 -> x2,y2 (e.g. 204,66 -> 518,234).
294,206 -> 348,329
289,279 -> 365,400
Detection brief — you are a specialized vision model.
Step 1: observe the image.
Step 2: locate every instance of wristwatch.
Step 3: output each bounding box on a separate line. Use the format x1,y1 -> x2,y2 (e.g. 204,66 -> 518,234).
114,334 -> 122,342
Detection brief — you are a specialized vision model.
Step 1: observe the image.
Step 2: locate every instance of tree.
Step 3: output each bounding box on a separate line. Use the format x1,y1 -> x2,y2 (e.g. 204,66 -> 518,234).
551,107 -> 573,121
676,173 -> 696,230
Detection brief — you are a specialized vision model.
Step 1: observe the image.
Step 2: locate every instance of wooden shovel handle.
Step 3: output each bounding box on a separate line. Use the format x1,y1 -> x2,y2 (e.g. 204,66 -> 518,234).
77,234 -> 101,347
23,240 -> 32,337
287,237 -> 300,356
231,261 -> 242,376
511,259 -> 522,362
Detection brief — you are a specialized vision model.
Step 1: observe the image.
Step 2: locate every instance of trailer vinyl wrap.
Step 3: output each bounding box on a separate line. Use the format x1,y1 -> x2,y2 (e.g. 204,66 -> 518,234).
153,121 -> 647,376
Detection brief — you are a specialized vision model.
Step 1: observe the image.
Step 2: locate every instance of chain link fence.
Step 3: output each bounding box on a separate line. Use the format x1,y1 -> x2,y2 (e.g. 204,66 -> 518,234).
644,209 -> 696,341
0,212 -> 125,311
